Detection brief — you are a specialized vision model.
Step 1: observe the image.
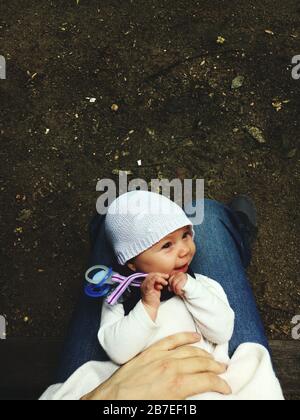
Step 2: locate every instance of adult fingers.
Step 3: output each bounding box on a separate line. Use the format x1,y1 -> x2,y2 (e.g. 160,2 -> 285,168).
170,345 -> 213,360
181,373 -> 232,398
152,332 -> 202,352
176,357 -> 227,376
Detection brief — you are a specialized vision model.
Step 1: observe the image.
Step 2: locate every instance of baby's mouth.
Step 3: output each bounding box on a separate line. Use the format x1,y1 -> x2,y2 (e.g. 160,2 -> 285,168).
174,263 -> 189,273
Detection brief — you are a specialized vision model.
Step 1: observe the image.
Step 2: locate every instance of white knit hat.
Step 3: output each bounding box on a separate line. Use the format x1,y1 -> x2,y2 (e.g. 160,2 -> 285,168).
105,190 -> 195,266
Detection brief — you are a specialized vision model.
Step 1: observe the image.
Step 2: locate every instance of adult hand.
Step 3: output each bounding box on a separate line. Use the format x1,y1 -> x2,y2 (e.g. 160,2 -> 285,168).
81,332 -> 231,400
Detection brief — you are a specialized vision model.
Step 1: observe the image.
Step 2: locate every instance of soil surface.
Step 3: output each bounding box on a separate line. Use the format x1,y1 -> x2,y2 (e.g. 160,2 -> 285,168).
0,0 -> 299,341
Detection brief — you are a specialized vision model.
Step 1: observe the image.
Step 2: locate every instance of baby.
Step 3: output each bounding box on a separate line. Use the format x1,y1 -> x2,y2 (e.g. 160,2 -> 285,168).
98,190 -> 283,400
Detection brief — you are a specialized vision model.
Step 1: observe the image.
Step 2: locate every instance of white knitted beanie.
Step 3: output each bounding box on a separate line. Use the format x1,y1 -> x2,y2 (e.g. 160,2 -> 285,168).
105,190 -> 195,266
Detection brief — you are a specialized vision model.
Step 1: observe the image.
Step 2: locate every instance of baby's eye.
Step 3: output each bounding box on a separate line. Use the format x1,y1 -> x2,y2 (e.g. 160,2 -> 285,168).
183,231 -> 191,238
162,242 -> 172,249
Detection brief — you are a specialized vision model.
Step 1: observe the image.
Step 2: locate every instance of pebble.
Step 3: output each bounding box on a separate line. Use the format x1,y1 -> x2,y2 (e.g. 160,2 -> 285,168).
245,126 -> 267,144
111,104 -> 119,112
231,76 -> 245,90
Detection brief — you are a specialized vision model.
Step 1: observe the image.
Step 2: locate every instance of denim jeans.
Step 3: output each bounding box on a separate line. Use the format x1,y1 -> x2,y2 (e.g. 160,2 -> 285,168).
55,199 -> 269,383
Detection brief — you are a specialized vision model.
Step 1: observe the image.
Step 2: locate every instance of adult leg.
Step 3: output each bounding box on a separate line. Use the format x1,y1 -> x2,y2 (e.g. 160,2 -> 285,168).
55,198 -> 269,382
54,213 -> 116,383
186,199 -> 269,355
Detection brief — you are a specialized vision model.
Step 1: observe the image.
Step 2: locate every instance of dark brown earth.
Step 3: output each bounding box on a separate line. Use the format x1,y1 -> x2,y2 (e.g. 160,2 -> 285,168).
0,0 -> 299,344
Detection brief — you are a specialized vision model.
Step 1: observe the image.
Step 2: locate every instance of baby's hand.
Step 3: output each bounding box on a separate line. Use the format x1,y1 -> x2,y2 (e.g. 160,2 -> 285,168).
141,272 -> 169,312
168,272 -> 188,298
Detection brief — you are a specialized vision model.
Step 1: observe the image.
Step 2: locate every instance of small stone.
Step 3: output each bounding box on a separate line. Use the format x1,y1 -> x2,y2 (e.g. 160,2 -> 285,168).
146,128 -> 155,137
245,126 -> 267,144
231,76 -> 245,90
111,104 -> 119,112
86,97 -> 96,103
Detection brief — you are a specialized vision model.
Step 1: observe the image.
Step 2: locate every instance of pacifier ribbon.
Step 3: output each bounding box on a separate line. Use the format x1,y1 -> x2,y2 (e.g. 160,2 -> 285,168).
106,272 -> 147,305
85,265 -> 147,305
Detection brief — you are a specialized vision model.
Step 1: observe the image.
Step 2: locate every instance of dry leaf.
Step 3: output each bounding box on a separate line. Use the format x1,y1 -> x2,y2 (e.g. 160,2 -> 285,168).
217,36 -> 226,44
272,101 -> 282,112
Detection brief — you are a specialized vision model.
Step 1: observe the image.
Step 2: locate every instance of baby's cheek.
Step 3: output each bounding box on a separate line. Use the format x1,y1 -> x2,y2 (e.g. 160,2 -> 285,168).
192,242 -> 196,255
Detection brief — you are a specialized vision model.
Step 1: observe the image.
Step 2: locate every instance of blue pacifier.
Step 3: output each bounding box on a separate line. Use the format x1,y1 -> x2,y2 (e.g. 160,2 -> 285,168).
84,265 -> 114,298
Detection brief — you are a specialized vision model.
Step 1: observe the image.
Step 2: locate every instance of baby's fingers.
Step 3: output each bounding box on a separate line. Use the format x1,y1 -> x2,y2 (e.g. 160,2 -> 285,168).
156,277 -> 169,286
168,276 -> 180,291
158,273 -> 170,280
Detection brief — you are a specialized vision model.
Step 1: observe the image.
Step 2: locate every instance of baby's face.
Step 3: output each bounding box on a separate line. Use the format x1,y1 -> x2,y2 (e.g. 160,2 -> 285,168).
127,225 -> 196,275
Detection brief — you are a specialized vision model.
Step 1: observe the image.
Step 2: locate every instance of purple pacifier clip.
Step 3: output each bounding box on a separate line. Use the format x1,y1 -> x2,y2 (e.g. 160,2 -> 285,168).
106,272 -> 147,305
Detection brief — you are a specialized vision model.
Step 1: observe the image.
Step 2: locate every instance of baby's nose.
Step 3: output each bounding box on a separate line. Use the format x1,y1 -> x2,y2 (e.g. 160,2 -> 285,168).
179,246 -> 189,257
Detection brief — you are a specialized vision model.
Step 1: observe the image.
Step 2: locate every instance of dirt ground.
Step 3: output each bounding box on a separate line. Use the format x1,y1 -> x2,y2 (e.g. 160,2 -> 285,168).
0,0 -> 299,341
